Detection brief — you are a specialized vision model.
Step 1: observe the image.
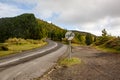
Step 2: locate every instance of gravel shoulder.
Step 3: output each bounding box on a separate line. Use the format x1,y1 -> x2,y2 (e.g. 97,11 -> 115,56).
40,46 -> 120,80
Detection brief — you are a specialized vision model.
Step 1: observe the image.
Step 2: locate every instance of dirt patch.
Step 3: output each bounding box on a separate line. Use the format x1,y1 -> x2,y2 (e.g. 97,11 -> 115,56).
39,46 -> 120,80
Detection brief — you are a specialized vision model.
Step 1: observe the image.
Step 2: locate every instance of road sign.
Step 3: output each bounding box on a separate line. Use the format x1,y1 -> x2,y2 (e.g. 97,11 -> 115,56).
65,31 -> 75,59
65,31 -> 75,41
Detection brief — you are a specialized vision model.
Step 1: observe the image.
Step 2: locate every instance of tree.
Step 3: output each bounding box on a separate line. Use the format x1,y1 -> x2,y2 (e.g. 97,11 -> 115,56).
102,29 -> 107,37
85,33 -> 93,45
94,36 -> 97,42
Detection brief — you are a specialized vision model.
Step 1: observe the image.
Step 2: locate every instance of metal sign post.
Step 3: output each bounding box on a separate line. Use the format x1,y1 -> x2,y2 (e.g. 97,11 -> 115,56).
65,31 -> 75,59
69,40 -> 71,59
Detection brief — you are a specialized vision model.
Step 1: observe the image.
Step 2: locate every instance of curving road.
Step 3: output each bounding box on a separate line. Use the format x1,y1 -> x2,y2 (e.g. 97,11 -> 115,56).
0,40 -> 67,80
0,39 -> 60,67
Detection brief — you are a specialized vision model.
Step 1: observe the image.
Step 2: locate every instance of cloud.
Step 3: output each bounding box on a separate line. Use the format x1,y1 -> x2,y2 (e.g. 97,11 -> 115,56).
73,16 -> 120,36
33,0 -> 120,36
0,2 -> 25,18
33,0 -> 120,23
0,0 -> 37,18
0,0 -> 120,36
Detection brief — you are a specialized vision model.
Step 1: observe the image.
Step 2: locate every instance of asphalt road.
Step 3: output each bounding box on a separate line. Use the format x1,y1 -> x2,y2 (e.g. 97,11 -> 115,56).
0,39 -> 58,67
0,40 -> 67,80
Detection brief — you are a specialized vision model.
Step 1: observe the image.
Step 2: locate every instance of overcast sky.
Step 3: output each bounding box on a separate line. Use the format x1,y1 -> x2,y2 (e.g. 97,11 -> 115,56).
0,0 -> 120,36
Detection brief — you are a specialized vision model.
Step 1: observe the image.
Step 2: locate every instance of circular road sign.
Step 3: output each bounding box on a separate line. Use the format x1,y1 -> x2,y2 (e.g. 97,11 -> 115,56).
65,31 -> 75,40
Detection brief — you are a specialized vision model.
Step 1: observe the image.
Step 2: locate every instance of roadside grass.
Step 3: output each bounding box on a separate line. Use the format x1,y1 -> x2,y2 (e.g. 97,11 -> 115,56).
0,38 -> 47,57
59,57 -> 81,67
8,43 -> 45,51
0,51 -> 15,57
95,46 -> 120,53
71,43 -> 81,46
93,37 -> 120,53
62,41 -> 84,47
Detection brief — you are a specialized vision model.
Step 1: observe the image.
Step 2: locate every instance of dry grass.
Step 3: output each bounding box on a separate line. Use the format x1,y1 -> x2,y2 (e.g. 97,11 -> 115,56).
0,38 -> 47,57
59,57 -> 81,67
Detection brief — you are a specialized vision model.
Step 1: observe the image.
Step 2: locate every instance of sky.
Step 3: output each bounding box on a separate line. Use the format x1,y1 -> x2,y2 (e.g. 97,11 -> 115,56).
0,0 -> 120,36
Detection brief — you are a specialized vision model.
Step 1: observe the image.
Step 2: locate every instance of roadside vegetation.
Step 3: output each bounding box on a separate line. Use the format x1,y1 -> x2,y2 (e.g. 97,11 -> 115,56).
59,57 -> 81,67
0,38 -> 47,57
93,29 -> 120,53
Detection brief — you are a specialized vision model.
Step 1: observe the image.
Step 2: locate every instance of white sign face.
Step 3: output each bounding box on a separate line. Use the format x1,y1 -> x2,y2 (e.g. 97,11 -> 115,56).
65,31 -> 75,40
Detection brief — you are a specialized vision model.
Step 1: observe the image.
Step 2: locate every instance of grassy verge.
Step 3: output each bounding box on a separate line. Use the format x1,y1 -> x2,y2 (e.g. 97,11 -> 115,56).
0,38 -> 47,57
59,57 -> 81,67
71,43 -> 81,46
95,46 -> 120,53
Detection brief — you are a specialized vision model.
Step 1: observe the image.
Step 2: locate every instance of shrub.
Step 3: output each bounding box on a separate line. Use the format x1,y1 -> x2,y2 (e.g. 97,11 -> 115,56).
103,38 -> 120,51
0,45 -> 9,51
5,38 -> 28,45
85,33 -> 93,45
26,39 -> 43,44
95,36 -> 113,46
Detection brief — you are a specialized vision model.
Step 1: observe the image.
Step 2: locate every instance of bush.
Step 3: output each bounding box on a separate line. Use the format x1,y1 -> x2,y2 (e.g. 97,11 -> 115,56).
103,38 -> 120,51
95,36 -> 113,46
0,45 -> 9,51
5,38 -> 28,45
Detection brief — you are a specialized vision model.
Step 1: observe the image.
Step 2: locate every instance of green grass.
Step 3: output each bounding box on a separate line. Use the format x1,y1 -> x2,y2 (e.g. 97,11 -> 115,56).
0,51 -> 15,57
95,46 -> 120,53
93,37 -> 120,53
71,43 -> 81,46
8,43 -> 45,51
0,39 -> 47,57
59,57 -> 81,67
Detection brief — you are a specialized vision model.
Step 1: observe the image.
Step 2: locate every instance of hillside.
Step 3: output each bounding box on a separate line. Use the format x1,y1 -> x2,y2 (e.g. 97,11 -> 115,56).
37,19 -> 66,41
0,13 -> 96,45
0,13 -> 39,42
0,13 -> 67,42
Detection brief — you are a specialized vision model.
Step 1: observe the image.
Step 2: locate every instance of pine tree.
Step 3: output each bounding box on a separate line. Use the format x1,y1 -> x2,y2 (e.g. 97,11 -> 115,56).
102,29 -> 107,37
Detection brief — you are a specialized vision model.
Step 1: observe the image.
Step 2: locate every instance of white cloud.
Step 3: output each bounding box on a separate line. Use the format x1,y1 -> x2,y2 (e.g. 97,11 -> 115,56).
74,16 -> 120,36
10,0 -> 37,6
33,0 -> 120,23
0,0 -> 120,36
0,2 -> 24,18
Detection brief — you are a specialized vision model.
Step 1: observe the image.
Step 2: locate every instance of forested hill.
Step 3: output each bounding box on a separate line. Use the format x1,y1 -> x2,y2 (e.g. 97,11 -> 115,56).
0,13 -> 96,45
0,13 -> 67,42
0,13 -> 39,42
37,19 -> 66,41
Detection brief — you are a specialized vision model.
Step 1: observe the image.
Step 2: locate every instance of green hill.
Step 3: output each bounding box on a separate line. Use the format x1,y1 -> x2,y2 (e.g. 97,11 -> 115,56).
0,13 -> 96,45
37,19 -> 66,41
0,13 -> 39,42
